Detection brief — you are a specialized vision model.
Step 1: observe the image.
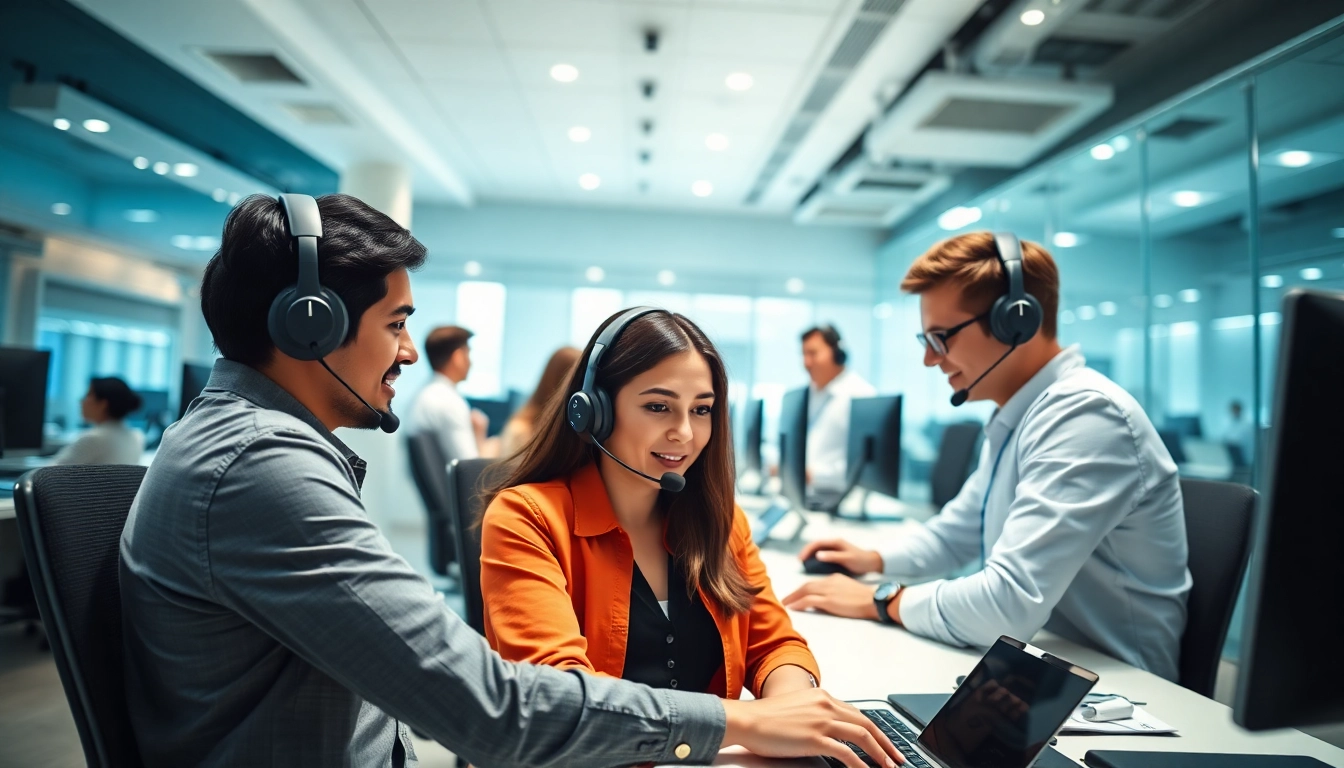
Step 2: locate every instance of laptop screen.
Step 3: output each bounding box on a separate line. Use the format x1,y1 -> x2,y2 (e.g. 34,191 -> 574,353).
918,637 -> 1098,768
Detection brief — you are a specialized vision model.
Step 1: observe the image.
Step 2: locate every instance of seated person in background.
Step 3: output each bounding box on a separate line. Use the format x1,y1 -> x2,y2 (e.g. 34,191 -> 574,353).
51,376 -> 145,465
1223,399 -> 1254,466
407,325 -> 498,460
500,345 -> 581,457
784,232 -> 1191,682
482,307 -> 823,702
800,324 -> 875,507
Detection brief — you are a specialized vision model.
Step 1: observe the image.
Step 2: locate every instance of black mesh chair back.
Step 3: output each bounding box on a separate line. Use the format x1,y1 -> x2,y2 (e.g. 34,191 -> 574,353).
930,422 -> 984,509
13,464 -> 147,767
1178,477 -> 1256,698
407,433 -> 457,576
446,459 -> 496,635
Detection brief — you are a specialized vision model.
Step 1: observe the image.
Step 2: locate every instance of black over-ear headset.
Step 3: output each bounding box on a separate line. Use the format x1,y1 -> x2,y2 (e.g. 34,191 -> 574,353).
815,324 -> 848,366
949,233 -> 1044,407
567,306 -> 686,492
268,193 -> 398,432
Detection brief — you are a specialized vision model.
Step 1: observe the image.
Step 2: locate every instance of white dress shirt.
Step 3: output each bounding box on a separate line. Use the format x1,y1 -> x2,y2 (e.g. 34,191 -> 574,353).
51,421 -> 145,465
407,373 -> 479,463
805,369 -> 876,493
879,346 -> 1191,681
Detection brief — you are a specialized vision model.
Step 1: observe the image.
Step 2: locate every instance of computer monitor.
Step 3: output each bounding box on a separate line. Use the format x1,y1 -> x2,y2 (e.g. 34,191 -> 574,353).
1234,289 -> 1344,731
179,362 -> 214,420
845,395 -> 902,499
465,396 -> 513,438
129,390 -> 171,424
739,398 -> 764,477
778,387 -> 809,511
1165,414 -> 1203,438
0,346 -> 52,453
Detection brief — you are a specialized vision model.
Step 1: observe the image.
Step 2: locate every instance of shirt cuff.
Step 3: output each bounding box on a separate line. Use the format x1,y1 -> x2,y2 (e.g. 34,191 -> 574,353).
893,581 -> 965,648
657,690 -> 726,764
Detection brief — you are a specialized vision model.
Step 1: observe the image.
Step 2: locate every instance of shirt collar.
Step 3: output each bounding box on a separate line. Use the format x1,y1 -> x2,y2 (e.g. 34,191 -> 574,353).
569,461 -> 621,537
809,369 -> 847,397
205,359 -> 367,486
987,345 -> 1086,442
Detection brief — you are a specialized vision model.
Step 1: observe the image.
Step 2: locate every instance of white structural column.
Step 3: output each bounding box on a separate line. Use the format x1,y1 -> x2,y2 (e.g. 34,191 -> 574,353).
340,161 -> 413,229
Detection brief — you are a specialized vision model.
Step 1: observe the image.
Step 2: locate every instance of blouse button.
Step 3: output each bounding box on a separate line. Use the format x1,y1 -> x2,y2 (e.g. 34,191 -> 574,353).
666,634 -> 675,644
675,743 -> 692,760
670,679 -> 679,688
667,659 -> 676,669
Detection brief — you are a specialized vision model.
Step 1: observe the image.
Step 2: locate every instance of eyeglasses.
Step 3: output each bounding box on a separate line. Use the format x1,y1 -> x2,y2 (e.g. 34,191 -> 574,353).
916,311 -> 989,357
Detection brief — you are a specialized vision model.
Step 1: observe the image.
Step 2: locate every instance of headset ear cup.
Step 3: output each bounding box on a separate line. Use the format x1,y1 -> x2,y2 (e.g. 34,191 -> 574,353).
590,386 -> 614,443
833,344 -> 847,366
567,391 -> 594,436
312,287 -> 349,358
989,295 -> 1012,346
267,287 -> 310,360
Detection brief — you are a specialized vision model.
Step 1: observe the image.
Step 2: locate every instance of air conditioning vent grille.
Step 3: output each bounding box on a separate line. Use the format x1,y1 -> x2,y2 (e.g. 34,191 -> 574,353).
854,178 -> 927,192
204,52 -> 304,84
283,103 -> 349,125
828,19 -> 888,69
919,98 -> 1072,135
1150,117 -> 1221,140
1035,37 -> 1131,67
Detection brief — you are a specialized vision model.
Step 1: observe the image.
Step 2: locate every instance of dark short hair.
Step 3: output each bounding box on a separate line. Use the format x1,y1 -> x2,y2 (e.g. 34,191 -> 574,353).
200,194 -> 428,367
425,326 -> 473,372
89,377 -> 142,420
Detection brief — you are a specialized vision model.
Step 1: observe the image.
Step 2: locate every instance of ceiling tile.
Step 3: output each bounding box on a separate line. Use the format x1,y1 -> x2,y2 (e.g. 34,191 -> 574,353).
399,41 -> 516,84
687,6 -> 833,62
364,0 -> 495,43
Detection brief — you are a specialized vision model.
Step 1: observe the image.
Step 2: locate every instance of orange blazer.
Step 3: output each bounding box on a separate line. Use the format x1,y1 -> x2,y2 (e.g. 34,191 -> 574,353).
480,462 -> 820,699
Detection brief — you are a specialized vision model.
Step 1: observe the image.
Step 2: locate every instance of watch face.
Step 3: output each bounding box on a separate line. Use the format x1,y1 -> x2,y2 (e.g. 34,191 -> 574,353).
875,582 -> 900,601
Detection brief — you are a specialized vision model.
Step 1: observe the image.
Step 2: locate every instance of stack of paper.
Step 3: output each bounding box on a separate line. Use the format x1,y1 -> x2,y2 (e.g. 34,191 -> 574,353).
1062,704 -> 1177,735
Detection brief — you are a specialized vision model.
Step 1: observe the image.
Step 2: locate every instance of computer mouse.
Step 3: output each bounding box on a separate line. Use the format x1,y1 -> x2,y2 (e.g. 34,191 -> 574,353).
802,555 -> 854,576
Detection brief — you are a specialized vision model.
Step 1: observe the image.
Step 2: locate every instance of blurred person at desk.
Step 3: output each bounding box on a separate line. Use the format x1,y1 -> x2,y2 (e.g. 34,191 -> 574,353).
499,345 -> 581,457
785,232 -> 1191,682
51,376 -> 145,465
800,324 -> 874,508
120,194 -> 900,768
481,308 -> 823,705
407,325 -> 499,460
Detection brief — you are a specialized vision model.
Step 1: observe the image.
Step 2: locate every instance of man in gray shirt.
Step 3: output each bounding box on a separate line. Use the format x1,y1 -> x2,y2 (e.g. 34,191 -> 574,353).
120,193 -> 898,768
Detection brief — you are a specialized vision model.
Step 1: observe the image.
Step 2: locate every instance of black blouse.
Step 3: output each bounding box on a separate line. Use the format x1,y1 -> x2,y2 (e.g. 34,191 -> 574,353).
624,554 -> 724,694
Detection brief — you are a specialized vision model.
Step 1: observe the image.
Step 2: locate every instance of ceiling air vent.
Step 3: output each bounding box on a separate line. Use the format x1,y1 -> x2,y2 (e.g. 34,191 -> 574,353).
795,161 -> 950,227
203,51 -> 305,85
919,98 -> 1073,135
1150,117 -> 1220,140
283,102 -> 350,125
1035,37 -> 1131,67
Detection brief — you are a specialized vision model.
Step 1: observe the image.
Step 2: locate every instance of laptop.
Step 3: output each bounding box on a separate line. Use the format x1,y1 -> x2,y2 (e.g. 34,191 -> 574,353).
828,636 -> 1098,768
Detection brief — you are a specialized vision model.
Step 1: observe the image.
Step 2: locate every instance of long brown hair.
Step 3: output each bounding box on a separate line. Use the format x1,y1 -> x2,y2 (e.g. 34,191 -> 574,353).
512,346 -> 582,426
484,308 -> 760,615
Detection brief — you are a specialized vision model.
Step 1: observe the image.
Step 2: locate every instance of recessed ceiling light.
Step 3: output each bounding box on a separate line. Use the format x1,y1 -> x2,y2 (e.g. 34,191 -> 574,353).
567,126 -> 591,143
937,206 -> 982,231
82,118 -> 110,133
1153,294 -> 1174,308
1098,301 -> 1117,316
1111,135 -> 1132,152
657,270 -> 676,286
1061,309 -> 1076,325
124,209 -> 158,223
1077,305 -> 1096,320
1020,9 -> 1046,25
133,156 -> 150,169
585,266 -> 605,283
1333,227 -> 1344,238
227,192 -> 242,205
691,180 -> 713,197
1090,144 -> 1115,161
212,188 -> 228,202
173,162 -> 199,177
550,63 -> 579,83
1260,274 -> 1283,289
578,173 -> 601,190
1179,288 -> 1201,303
53,118 -> 70,131
725,72 -> 754,91
1274,150 -> 1313,168
785,277 -> 804,294
171,235 -> 220,251
50,202 -> 72,216
152,161 -> 170,175
1053,231 -> 1080,248
705,133 -> 729,151
464,260 -> 483,277
1300,267 -> 1323,281
1171,190 -> 1204,208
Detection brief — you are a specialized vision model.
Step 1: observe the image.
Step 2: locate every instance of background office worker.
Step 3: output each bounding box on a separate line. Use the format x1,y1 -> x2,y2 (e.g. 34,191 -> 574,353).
785,232 -> 1191,681
50,376 -> 145,465
499,345 -> 582,457
120,193 -> 900,768
800,325 -> 875,506
408,325 -> 498,461
481,309 -> 821,704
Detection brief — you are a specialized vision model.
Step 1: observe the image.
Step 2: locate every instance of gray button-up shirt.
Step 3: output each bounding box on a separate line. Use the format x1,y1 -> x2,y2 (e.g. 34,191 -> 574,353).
880,346 -> 1191,680
120,360 -> 725,766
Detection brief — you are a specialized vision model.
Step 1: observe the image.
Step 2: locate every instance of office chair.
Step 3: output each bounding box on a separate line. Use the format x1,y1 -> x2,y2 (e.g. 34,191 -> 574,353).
1178,477 -> 1256,699
930,422 -> 984,510
446,458 -> 496,635
407,433 -> 459,587
13,464 -> 146,768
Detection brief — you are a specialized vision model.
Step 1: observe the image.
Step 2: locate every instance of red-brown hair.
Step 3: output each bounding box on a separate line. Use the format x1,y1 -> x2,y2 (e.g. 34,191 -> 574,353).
901,231 -> 1060,338
483,309 -> 760,615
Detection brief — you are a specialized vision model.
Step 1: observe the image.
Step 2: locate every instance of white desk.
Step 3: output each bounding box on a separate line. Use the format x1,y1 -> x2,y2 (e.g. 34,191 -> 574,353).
679,512 -> 1344,767
0,498 -> 13,521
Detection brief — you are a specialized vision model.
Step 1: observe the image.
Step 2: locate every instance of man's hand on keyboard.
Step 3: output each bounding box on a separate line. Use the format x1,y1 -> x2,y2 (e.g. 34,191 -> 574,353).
722,689 -> 904,768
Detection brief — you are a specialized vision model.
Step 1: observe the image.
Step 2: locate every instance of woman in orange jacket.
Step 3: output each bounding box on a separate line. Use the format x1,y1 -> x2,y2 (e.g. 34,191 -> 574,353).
479,307 -> 822,701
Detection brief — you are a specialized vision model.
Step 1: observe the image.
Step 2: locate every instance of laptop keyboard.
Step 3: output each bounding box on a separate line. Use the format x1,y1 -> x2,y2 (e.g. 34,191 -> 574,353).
823,708 -> 932,768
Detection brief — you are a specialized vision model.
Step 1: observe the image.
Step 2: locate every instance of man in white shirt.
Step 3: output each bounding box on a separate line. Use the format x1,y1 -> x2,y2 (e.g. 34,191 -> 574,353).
407,325 -> 491,462
784,232 -> 1191,681
800,325 -> 875,507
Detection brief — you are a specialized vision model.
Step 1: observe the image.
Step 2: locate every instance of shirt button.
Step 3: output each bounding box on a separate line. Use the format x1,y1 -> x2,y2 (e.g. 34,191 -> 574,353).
670,679 -> 679,688
666,634 -> 674,644
667,659 -> 675,669
675,743 -> 692,760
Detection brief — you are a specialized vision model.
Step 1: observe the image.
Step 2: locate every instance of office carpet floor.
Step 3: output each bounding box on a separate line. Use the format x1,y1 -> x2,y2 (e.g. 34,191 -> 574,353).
2,519 -> 1342,767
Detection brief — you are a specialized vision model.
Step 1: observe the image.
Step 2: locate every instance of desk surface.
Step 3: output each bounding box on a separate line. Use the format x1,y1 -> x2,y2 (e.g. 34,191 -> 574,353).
672,511 -> 1344,767
0,497 -> 13,521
